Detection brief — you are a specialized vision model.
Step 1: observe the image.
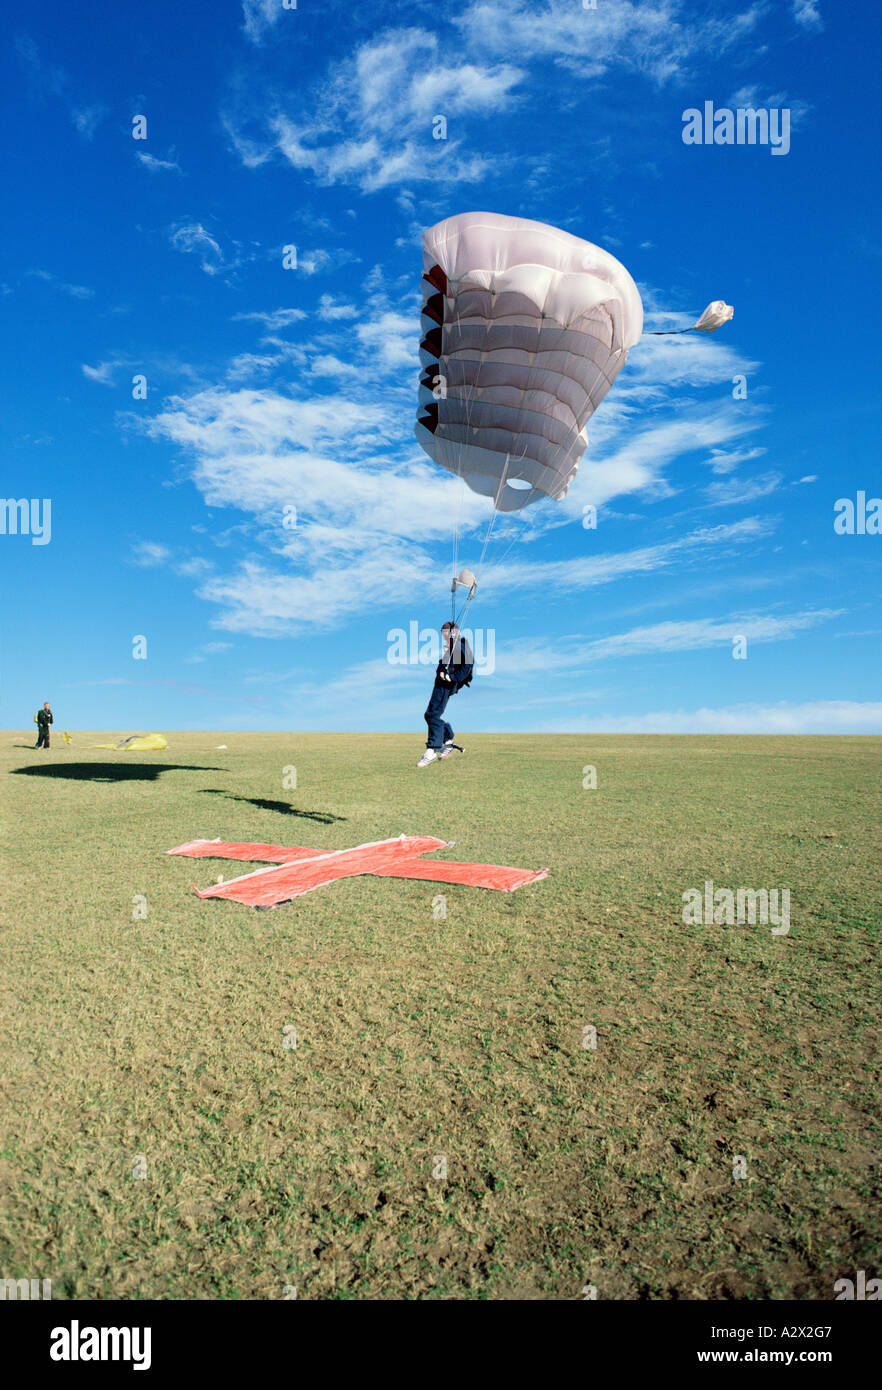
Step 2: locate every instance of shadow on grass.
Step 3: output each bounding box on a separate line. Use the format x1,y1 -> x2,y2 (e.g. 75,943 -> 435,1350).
10,762 -> 224,782
199,789 -> 346,823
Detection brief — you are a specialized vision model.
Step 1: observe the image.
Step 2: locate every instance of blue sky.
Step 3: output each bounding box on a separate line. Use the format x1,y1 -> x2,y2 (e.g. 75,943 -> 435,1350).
2,0 -> 880,734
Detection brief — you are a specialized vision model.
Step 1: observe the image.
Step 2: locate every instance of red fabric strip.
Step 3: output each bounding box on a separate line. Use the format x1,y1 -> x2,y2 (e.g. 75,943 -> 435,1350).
192,836 -> 450,907
374,859 -> 549,892
167,839 -> 317,863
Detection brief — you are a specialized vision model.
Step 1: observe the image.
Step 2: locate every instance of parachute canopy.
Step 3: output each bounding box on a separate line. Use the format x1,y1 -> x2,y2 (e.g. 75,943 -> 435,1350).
92,733 -> 168,752
415,211 -> 644,512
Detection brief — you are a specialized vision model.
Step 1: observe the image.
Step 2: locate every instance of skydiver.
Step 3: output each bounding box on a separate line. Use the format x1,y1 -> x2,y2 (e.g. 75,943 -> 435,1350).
417,622 -> 473,767
34,701 -> 53,749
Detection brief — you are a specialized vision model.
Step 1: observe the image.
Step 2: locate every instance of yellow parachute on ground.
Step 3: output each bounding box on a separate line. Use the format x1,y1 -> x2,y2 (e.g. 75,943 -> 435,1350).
92,733 -> 168,751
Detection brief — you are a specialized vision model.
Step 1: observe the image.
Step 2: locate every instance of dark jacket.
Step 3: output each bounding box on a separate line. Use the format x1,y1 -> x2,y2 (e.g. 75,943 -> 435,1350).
436,637 -> 473,693
36,708 -> 53,728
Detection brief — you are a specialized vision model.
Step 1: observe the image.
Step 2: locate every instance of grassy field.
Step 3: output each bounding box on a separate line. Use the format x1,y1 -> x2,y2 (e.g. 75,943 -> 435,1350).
1,731 -> 879,1300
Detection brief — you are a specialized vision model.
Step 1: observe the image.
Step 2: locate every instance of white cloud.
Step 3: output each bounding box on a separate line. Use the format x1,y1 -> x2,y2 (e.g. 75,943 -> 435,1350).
492,517 -> 775,598
225,27 -> 522,192
296,247 -> 332,276
82,360 -> 123,385
232,307 -> 307,332
169,222 -> 224,275
559,404 -> 764,518
197,547 -> 439,635
355,308 -> 417,370
137,151 -> 182,172
72,105 -> 107,139
703,471 -> 782,507
456,0 -> 762,83
30,269 -> 93,299
242,0 -> 285,45
177,557 -> 214,577
318,294 -> 358,321
543,700 -> 881,735
704,446 -> 767,476
225,351 -> 289,381
625,328 -> 756,388
131,541 -> 172,567
185,640 -> 234,664
307,354 -> 361,380
793,1 -> 823,30
141,376 -> 493,632
143,386 -> 475,542
489,606 -> 840,677
727,86 -> 811,126
15,36 -> 107,138
581,608 -> 839,663
138,250 -> 771,636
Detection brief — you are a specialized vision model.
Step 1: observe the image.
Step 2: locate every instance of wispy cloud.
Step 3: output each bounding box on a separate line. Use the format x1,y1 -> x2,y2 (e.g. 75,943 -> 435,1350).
317,294 -> 358,321
82,358 -> 128,385
138,247 -> 766,636
703,446 -> 767,477
15,34 -> 108,138
131,541 -> 172,567
728,85 -> 811,126
703,471 -> 782,507
225,26 -> 523,192
137,150 -> 182,173
581,608 -> 840,663
168,222 -> 225,276
184,640 -> 234,664
232,307 -> 307,332
491,517 -> 776,598
541,699 -> 880,735
485,607 -> 840,682
792,1 -> 823,31
242,0 -> 287,45
456,0 -> 762,83
29,269 -> 93,299
72,105 -> 106,139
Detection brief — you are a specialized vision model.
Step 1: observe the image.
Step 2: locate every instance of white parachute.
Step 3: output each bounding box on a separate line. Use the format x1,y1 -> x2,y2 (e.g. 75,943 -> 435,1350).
414,211 -> 732,620
416,211 -> 645,514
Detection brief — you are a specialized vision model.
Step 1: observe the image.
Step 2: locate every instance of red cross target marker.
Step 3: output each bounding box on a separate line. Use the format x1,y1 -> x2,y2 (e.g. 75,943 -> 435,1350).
166,835 -> 547,909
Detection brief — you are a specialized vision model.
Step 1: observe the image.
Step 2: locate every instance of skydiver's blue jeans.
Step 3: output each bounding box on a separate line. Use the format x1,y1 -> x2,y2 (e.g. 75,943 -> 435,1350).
424,682 -> 454,750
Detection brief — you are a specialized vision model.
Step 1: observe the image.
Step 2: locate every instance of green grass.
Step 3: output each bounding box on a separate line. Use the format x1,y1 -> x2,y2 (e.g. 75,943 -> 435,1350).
1,731 -> 879,1299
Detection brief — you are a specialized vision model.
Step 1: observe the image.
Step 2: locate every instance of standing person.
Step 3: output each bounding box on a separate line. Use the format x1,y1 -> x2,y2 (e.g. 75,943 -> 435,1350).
34,701 -> 53,749
417,623 -> 473,768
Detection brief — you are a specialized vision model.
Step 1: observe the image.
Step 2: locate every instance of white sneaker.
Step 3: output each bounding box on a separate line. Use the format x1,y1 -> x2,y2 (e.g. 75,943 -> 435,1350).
439,741 -> 464,759
417,749 -> 439,768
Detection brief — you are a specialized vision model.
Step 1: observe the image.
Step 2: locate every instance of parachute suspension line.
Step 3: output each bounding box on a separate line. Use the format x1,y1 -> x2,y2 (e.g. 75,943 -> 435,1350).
447,284 -> 494,616
475,451 -> 514,574
481,516 -> 522,573
468,309 -> 543,595
457,444 -> 523,624
486,519 -> 526,575
455,590 -> 475,630
451,469 -> 466,624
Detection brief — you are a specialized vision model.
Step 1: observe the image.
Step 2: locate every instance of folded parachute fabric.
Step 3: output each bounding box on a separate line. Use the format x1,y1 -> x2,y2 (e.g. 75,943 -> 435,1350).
92,733 -> 168,751
166,834 -> 548,908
